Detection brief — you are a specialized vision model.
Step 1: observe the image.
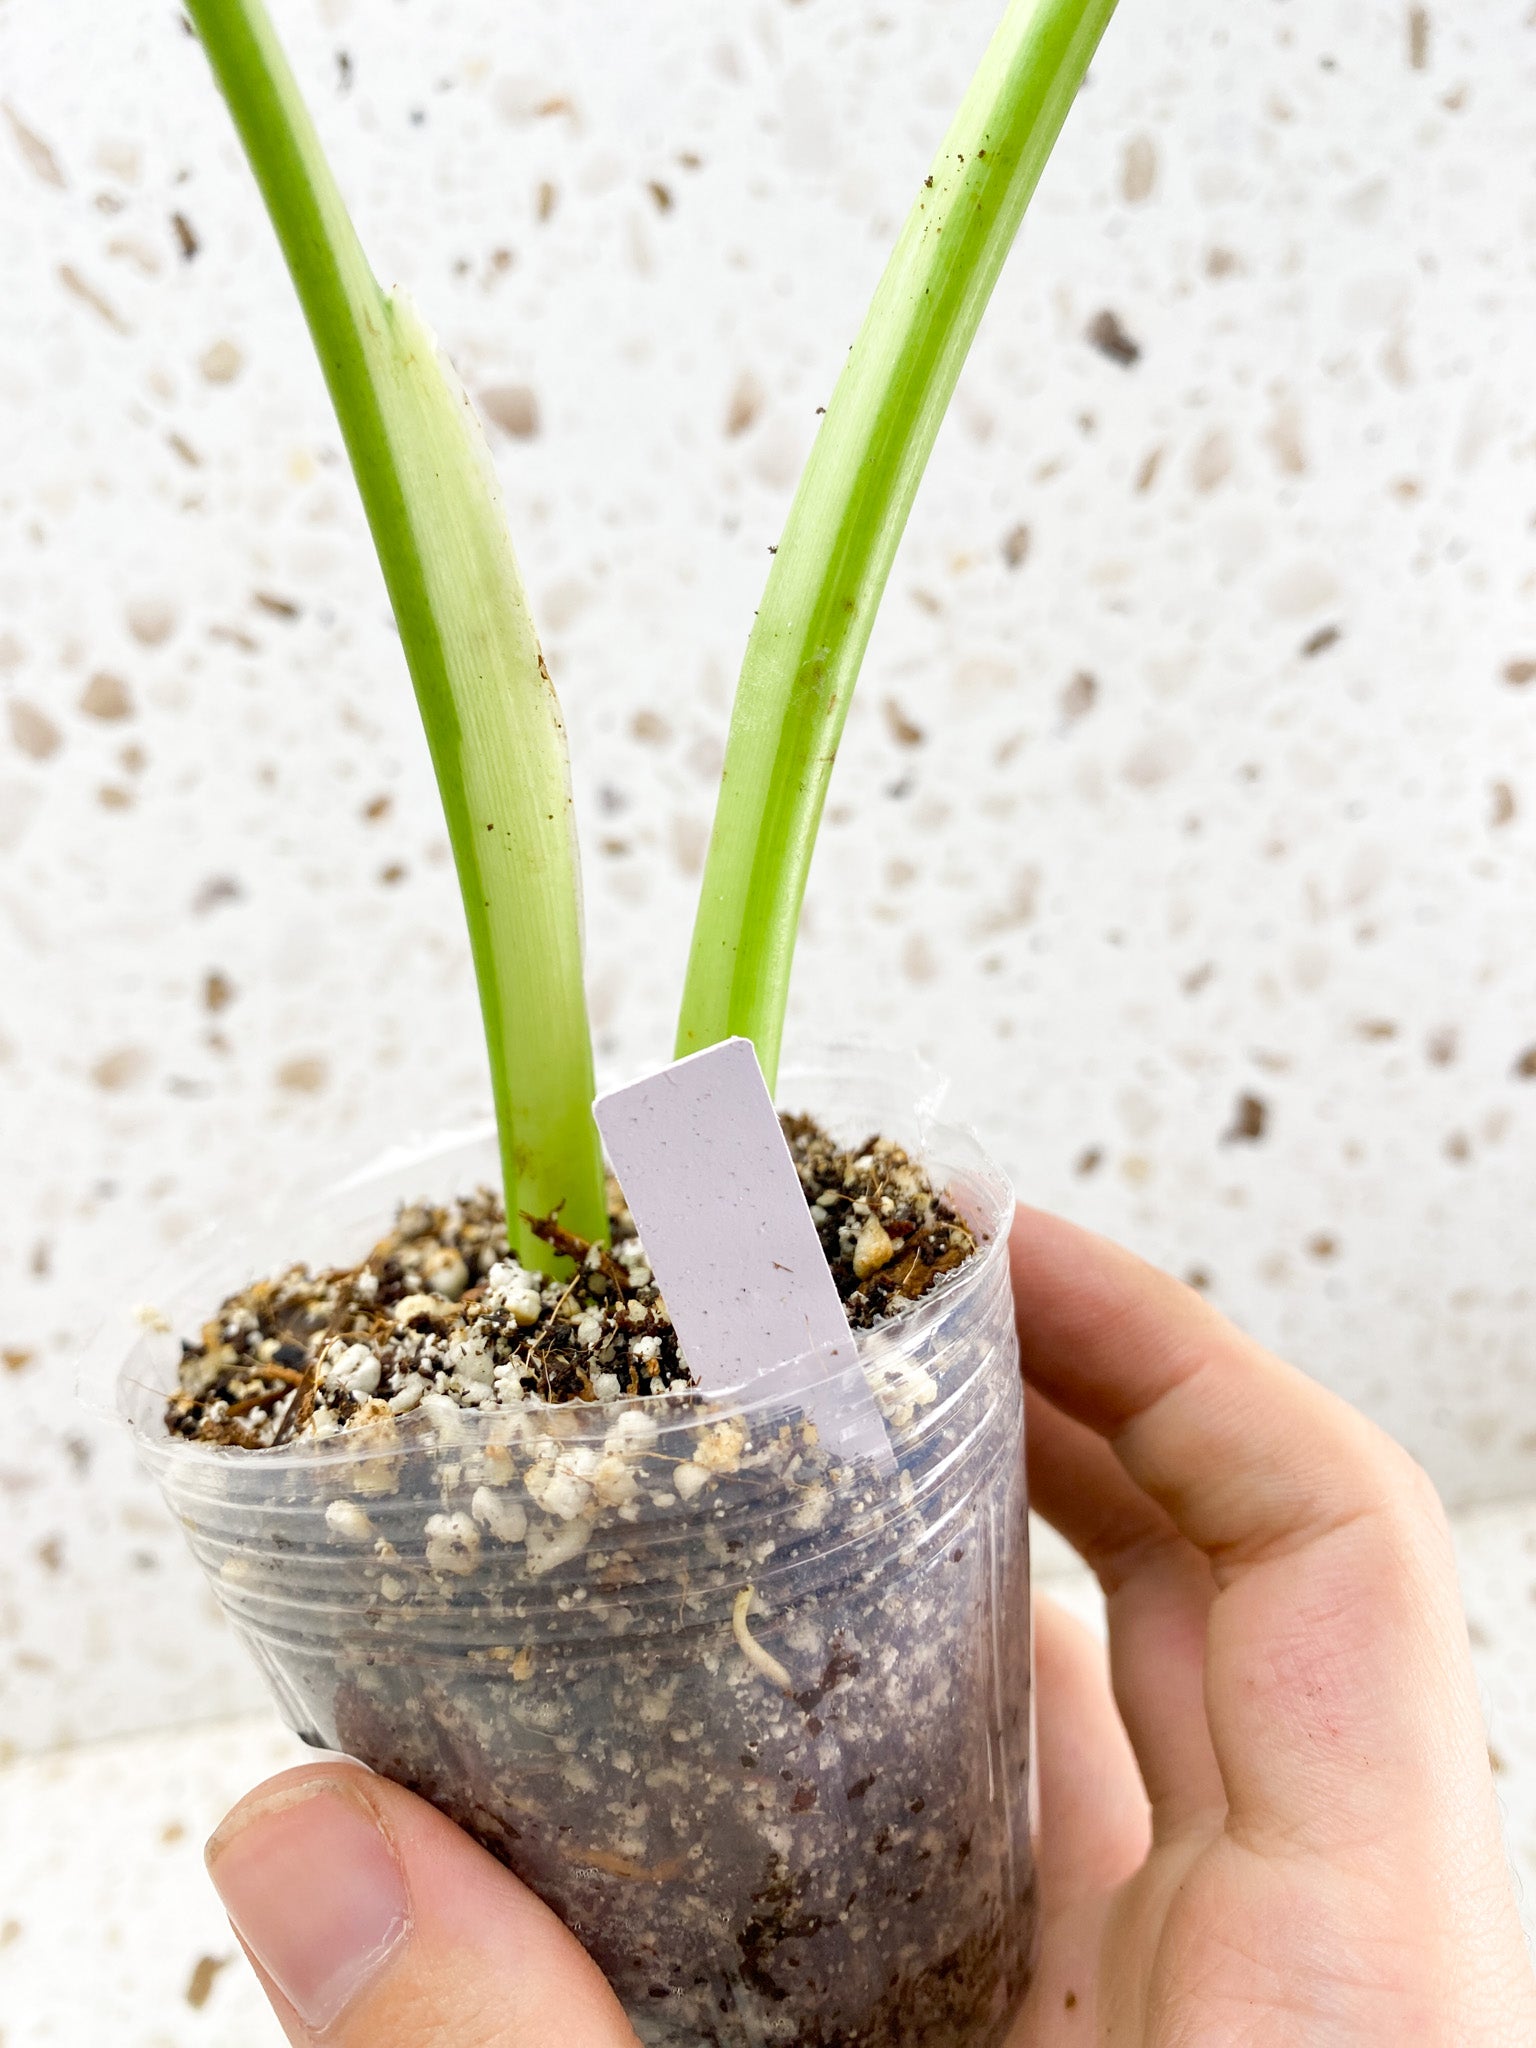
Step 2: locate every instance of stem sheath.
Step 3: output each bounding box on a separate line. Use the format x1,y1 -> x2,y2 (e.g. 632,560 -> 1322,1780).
185,0 -> 607,1264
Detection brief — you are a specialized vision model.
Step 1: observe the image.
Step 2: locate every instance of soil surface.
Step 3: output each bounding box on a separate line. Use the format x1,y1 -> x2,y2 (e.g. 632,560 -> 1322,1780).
165,1118 -> 977,1449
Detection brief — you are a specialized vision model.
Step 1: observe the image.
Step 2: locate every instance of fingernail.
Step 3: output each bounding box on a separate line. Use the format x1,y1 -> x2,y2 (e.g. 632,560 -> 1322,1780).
207,1775 -> 409,2031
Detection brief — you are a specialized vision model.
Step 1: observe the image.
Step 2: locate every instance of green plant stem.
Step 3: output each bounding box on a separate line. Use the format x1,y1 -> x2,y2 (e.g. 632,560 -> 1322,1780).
676,0 -> 1119,1090
184,0 -> 606,1266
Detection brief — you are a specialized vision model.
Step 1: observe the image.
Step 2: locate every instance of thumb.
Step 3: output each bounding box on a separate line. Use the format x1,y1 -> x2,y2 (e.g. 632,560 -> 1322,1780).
206,1763 -> 639,2048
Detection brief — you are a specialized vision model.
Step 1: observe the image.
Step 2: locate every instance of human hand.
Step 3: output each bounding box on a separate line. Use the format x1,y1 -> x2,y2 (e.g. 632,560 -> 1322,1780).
202,1207 -> 1536,2047
1011,1204 -> 1536,2045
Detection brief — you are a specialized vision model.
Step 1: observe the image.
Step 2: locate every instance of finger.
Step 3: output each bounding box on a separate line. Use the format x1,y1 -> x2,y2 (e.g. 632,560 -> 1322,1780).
1010,1206 -> 1492,1859
1010,1205 -> 1393,1560
1031,1590 -> 1149,1911
1028,1387 -> 1225,1833
207,1763 -> 638,2048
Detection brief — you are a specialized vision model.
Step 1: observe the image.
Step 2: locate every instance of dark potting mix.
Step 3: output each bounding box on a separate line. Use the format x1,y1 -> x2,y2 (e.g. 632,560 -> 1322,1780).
166,1119 -> 977,1450
157,1120 -> 1034,2047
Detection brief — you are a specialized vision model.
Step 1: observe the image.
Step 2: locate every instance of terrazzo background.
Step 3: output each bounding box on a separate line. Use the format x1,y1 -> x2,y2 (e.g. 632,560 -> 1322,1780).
2,0 -> 1534,1772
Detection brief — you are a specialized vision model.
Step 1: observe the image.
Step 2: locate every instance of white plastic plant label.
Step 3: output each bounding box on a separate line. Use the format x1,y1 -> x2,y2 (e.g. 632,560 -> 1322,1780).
594,1038 -> 894,1471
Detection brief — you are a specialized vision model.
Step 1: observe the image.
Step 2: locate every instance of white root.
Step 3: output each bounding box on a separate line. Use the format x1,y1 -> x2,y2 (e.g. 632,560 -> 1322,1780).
732,1586 -> 794,1694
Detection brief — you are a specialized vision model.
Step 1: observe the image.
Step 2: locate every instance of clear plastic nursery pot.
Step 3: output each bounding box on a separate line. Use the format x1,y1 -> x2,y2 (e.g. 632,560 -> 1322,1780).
116,1059 -> 1035,2048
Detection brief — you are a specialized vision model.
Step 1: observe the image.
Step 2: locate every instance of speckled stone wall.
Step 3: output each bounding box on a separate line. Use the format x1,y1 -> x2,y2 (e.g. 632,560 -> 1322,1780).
2,0 -> 1534,1753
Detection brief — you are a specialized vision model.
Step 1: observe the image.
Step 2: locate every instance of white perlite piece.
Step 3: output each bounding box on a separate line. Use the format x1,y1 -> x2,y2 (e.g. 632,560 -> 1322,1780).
324,1498 -> 374,1542
673,1461 -> 709,1502
594,1038 -> 893,1471
485,1260 -> 544,1326
421,1246 -> 469,1299
424,1511 -> 481,1575
446,1334 -> 494,1385
471,1485 -> 528,1544
324,1341 -> 376,1391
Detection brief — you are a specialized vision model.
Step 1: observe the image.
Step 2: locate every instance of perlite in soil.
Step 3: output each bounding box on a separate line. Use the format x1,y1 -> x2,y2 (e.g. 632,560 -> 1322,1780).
132,1101 -> 1034,2047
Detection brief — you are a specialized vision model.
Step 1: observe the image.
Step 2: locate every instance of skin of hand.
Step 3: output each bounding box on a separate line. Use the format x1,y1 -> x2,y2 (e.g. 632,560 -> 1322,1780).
204,1207 -> 1536,2048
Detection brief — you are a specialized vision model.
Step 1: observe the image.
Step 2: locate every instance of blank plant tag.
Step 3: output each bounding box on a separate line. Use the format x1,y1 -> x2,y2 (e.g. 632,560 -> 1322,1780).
594,1038 -> 893,1470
